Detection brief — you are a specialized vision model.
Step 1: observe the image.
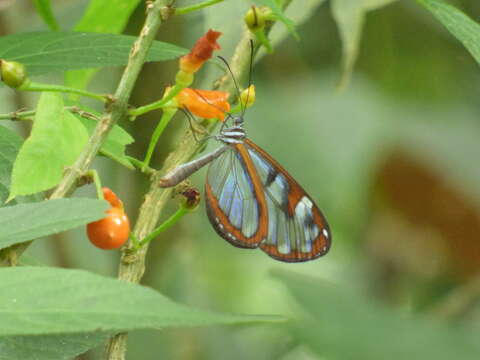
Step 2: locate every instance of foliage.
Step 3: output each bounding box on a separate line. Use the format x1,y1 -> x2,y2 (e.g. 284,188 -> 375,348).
1,0 -> 480,359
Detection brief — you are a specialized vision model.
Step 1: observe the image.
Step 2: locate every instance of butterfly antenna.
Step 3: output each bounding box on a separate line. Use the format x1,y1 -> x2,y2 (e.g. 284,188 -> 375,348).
242,39 -> 255,118
178,107 -> 201,142
217,55 -> 244,114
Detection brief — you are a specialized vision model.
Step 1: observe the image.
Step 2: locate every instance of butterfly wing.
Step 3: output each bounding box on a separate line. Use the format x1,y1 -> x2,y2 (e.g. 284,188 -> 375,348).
244,139 -> 331,262
205,145 -> 269,248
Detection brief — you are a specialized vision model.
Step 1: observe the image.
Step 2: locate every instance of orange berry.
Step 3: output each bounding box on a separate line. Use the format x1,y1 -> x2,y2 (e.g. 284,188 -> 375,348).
87,207 -> 130,250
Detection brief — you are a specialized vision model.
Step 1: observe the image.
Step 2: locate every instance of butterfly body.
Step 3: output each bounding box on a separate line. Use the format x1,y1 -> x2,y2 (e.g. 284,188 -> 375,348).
166,115 -> 332,262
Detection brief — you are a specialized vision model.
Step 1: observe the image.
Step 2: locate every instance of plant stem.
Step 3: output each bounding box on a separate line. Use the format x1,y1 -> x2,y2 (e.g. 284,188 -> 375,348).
126,156 -> 156,175
0,109 -> 35,120
21,81 -> 107,102
104,30 -> 255,360
129,83 -> 182,117
142,107 -> 177,170
101,3 -> 178,357
87,170 -> 103,200
137,207 -> 188,248
175,0 -> 224,15
106,2 -> 292,358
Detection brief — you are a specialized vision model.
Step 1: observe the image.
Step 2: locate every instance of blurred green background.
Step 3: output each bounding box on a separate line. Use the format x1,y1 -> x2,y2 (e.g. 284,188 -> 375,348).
2,0 -> 480,359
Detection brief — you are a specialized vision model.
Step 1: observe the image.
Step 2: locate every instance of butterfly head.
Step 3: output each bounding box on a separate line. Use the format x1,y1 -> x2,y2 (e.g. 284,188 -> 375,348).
232,115 -> 245,127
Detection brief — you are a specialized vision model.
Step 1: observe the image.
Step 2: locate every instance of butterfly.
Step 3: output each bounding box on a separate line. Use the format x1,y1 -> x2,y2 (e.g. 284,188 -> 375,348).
159,113 -> 331,262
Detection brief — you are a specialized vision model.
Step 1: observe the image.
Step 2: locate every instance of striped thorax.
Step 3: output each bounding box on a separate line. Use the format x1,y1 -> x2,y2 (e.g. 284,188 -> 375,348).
216,116 -> 246,145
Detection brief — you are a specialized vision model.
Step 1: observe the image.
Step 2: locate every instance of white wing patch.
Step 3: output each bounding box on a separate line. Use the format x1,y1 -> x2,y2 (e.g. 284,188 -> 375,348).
247,146 -> 322,256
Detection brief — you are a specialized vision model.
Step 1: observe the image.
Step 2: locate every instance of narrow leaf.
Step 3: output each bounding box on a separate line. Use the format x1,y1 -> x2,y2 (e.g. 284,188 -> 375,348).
418,0 -> 480,66
0,267 -> 283,337
0,198 -> 108,249
0,32 -> 187,77
32,0 -> 60,31
273,270 -> 480,360
0,333 -> 110,360
9,93 -> 88,198
331,0 -> 397,89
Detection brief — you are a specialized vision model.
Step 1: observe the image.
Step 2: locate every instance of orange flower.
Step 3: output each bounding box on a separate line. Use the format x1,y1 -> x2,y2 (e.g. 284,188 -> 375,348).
177,88 -> 230,121
179,29 -> 222,74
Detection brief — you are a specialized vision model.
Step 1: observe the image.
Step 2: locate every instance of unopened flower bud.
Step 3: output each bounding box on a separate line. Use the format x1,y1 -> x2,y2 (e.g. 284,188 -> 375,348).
240,85 -> 256,108
245,6 -> 266,32
0,60 -> 27,88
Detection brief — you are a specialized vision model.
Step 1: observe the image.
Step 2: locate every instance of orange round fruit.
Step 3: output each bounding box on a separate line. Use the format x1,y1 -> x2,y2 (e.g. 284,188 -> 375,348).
87,207 -> 130,250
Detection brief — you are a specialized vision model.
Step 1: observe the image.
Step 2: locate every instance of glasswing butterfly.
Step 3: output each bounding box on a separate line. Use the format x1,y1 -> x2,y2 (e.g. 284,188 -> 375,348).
160,46 -> 331,262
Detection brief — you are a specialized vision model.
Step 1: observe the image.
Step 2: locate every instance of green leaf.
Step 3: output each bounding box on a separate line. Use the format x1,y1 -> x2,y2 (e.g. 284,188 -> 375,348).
0,126 -> 23,204
75,0 -> 140,32
0,32 -> 187,77
0,267 -> 283,337
76,115 -> 134,169
9,93 -> 88,199
65,0 -> 143,92
0,198 -> 108,249
331,0 -> 398,89
273,270 -> 480,360
417,0 -> 480,66
32,0 -> 60,31
0,126 -> 43,206
0,333 -> 111,360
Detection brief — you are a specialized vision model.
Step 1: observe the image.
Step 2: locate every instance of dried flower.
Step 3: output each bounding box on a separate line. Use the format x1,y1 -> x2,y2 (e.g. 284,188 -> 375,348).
179,187 -> 201,212
179,29 -> 222,74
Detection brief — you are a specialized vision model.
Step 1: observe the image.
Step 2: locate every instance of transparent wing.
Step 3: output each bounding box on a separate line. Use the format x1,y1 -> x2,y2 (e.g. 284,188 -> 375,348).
245,139 -> 331,262
205,146 -> 268,248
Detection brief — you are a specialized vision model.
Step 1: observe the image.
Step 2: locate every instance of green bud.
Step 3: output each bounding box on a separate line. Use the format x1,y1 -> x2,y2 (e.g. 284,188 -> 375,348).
0,60 -> 27,88
245,6 -> 266,32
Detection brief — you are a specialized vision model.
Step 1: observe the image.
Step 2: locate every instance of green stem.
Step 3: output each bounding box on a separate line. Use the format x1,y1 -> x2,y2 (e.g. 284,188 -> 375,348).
175,0 -> 224,15
20,81 -> 107,102
126,156 -> 156,175
0,110 -> 35,120
136,207 -> 187,248
254,29 -> 273,53
142,107 -> 177,170
87,170 -> 104,200
229,104 -> 243,114
129,84 -> 183,117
